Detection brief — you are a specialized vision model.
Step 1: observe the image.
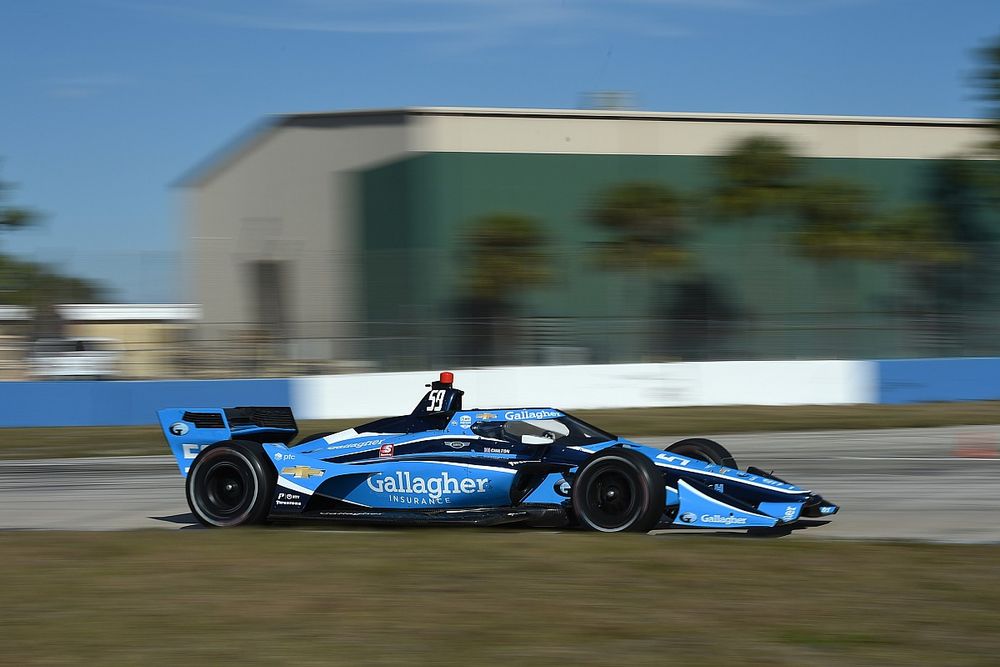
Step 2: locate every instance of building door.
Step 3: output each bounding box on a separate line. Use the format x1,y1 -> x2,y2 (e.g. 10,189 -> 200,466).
250,260 -> 289,342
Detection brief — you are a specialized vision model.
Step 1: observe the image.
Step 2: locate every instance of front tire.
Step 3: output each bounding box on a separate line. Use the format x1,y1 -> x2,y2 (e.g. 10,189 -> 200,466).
666,438 -> 737,468
186,440 -> 275,527
572,449 -> 666,533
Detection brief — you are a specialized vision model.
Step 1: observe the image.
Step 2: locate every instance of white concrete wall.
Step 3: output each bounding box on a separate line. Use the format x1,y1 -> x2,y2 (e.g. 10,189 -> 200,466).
291,360 -> 877,419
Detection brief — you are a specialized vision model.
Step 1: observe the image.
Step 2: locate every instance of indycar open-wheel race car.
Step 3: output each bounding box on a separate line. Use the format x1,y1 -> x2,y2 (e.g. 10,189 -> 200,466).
159,372 -> 839,532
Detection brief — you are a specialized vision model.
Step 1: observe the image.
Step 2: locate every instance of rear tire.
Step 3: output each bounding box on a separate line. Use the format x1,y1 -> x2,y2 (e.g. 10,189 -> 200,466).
666,438 -> 737,468
186,440 -> 275,527
572,449 -> 666,533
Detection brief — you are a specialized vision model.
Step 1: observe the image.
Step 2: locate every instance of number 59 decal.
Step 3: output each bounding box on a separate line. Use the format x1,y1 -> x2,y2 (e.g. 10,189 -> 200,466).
426,389 -> 446,412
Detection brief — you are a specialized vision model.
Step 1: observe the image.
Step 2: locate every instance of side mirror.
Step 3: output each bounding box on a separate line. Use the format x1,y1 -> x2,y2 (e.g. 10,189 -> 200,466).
521,434 -> 553,446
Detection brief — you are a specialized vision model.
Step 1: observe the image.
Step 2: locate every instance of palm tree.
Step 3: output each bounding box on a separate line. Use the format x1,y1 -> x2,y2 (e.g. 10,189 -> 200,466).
592,182 -> 687,269
0,254 -> 106,337
0,167 -> 42,308
794,179 -> 877,260
713,135 -> 801,219
0,166 -> 105,338
791,173 -> 974,354
455,213 -> 550,365
974,32 -> 1000,156
591,182 -> 689,358
462,214 -> 549,302
0,166 -> 39,232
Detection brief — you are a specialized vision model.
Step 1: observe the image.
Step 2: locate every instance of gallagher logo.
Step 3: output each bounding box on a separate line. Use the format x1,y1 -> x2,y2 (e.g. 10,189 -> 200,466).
503,409 -> 560,420
679,512 -> 697,524
366,471 -> 489,503
700,514 -> 748,525
169,422 -> 189,436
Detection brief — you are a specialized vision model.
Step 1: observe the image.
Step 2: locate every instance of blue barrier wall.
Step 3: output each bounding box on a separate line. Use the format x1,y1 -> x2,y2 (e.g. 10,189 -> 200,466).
878,357 -> 1000,404
0,379 -> 292,427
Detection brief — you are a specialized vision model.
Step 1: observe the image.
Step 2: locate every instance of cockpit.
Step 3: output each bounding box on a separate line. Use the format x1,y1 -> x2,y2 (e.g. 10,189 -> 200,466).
471,415 -> 614,447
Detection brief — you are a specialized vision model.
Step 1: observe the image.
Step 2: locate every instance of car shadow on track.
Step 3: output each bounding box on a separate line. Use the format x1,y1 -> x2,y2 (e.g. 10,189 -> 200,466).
148,514 -> 832,537
725,520 -> 832,539
150,513 -> 204,529
650,520 -> 832,539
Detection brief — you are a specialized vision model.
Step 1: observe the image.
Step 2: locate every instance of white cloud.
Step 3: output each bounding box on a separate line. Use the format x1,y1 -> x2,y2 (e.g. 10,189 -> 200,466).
122,0 -> 687,46
46,75 -> 132,99
621,0 -> 878,16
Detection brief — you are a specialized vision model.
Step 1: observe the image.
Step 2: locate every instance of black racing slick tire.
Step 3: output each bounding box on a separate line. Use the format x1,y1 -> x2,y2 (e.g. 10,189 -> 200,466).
186,440 -> 275,528
666,438 -> 737,468
572,448 -> 666,533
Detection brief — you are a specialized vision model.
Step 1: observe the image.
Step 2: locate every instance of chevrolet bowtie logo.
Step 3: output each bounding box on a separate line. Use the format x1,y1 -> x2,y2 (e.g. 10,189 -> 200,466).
281,465 -> 324,479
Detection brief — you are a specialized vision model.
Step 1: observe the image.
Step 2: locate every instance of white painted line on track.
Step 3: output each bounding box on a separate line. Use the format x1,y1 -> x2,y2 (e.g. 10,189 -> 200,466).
837,456 -> 1000,462
287,530 -> 385,534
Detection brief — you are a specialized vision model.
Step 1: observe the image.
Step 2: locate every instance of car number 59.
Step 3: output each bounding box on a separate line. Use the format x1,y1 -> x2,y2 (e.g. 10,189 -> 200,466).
426,389 -> 446,411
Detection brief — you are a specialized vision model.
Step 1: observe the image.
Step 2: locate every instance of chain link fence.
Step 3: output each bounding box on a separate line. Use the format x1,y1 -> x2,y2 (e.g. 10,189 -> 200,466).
2,240 -> 1000,378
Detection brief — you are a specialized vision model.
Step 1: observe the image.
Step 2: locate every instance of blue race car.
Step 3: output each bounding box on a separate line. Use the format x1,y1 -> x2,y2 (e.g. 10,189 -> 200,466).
159,372 -> 838,532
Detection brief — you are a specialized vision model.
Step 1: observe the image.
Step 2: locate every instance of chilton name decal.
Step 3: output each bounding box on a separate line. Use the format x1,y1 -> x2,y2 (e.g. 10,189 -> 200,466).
366,471 -> 489,505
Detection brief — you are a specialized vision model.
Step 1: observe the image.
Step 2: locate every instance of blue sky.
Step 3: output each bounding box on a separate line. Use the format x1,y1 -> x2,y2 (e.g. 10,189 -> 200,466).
1,0 -> 998,302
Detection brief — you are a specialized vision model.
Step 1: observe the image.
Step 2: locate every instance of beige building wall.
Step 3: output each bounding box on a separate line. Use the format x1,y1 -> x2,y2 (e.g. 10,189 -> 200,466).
187,113 -> 411,362
65,322 -> 191,379
409,108 -> 989,159
0,336 -> 25,380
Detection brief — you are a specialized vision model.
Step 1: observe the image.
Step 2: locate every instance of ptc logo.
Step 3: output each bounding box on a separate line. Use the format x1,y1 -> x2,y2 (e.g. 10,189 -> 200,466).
169,422 -> 189,436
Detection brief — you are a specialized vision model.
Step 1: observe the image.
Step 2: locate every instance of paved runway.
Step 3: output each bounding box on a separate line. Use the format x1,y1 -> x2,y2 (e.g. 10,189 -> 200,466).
1,425 -> 999,542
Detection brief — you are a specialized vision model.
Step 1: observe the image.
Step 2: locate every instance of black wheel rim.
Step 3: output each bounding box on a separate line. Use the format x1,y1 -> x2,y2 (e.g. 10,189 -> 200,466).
192,452 -> 258,525
583,464 -> 639,530
205,462 -> 248,514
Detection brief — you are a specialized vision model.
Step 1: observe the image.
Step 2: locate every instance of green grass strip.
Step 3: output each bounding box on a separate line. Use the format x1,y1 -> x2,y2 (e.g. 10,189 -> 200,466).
0,530 -> 997,665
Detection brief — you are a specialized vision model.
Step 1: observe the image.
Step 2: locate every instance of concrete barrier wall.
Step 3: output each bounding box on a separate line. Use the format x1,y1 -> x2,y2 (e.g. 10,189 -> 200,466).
4,357 -> 999,428
0,379 -> 291,427
293,360 -> 876,419
877,357 -> 1000,404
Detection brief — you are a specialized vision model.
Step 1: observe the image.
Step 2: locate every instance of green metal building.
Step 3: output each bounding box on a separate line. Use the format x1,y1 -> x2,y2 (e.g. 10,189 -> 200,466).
180,107 -> 997,370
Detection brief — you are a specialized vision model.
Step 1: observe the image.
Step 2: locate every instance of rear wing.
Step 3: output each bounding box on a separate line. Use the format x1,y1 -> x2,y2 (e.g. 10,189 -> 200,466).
157,406 -> 298,475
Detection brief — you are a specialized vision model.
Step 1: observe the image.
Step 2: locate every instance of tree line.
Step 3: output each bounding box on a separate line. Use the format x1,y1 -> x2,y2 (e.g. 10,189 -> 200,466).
459,33 -> 1000,360
0,166 -> 104,332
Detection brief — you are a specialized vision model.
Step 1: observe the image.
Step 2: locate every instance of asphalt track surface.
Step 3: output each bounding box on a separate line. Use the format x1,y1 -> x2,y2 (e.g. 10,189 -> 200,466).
1,425 -> 999,543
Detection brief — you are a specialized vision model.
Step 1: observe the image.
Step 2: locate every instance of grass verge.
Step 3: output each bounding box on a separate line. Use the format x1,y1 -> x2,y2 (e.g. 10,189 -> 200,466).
0,530 -> 997,665
1,401 -> 999,460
